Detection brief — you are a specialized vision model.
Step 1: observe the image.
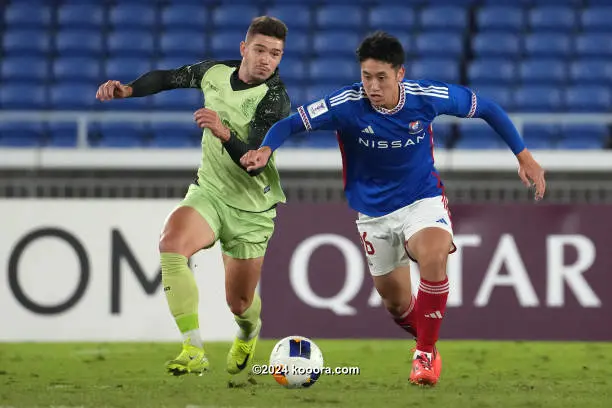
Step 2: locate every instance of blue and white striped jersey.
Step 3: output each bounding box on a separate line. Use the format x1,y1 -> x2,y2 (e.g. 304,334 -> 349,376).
296,79 -> 478,217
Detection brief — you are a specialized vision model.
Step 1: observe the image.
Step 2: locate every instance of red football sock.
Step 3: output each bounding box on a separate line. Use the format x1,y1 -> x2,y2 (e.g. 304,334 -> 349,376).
415,277 -> 449,353
393,295 -> 417,338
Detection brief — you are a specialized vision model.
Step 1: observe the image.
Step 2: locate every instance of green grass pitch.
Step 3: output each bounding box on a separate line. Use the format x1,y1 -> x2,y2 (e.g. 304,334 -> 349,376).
1,340 -> 611,408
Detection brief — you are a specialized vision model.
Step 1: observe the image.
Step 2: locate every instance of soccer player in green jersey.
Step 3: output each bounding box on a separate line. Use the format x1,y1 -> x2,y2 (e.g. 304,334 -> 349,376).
95,17 -> 291,380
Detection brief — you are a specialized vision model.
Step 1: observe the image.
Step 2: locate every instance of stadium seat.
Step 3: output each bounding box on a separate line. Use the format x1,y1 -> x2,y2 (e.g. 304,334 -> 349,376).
284,84 -> 307,110
209,30 -> 245,59
456,123 -> 505,149
211,5 -> 259,28
0,85 -> 47,109
368,6 -> 415,30
154,57 -> 195,70
430,123 -> 453,149
575,34 -> 612,57
161,5 -> 209,29
415,33 -> 463,57
3,29 -> 51,56
309,58 -> 359,83
52,57 -> 101,83
1,57 -> 49,83
149,123 -> 201,148
316,6 -> 363,30
282,31 -> 309,57
419,6 -> 467,32
57,4 -> 105,28
55,29 -> 104,57
581,7 -> 612,32
313,32 -> 360,55
279,58 -> 306,83
565,87 -> 611,112
107,30 -> 155,57
472,33 -> 520,58
96,123 -> 148,148
305,85 -> 340,104
514,86 -> 564,112
523,124 -> 560,143
476,6 -> 524,32
104,58 -> 153,83
524,33 -> 572,58
109,5 -> 156,28
265,5 -> 312,30
410,59 -> 460,83
468,59 -> 516,85
569,60 -> 612,84
529,6 -> 576,31
4,4 -> 52,28
561,124 -> 608,145
49,83 -> 99,110
159,30 -> 207,58
150,89 -> 203,111
47,123 -> 79,147
519,59 -> 567,85
472,86 -> 515,111
0,122 -> 46,147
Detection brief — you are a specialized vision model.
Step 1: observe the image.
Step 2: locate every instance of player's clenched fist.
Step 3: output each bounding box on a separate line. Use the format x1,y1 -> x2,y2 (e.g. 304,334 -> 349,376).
193,108 -> 230,141
96,80 -> 132,101
240,147 -> 272,172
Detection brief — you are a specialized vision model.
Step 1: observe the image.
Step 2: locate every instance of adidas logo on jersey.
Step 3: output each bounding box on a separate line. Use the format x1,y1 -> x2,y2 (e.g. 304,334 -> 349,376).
425,311 -> 443,319
361,125 -> 374,134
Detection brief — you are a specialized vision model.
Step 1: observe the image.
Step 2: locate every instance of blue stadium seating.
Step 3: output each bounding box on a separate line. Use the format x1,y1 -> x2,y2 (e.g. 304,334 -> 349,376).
0,122 -> 46,147
53,57 -> 102,83
520,59 -> 567,85
1,57 -> 49,83
524,33 -> 572,58
316,6 -> 363,30
569,60 -> 612,84
57,5 -> 105,28
528,7 -> 576,31
410,59 -> 460,83
420,7 -> 468,32
161,5 -> 209,29
468,59 -> 516,86
212,5 -> 259,28
368,6 -> 415,30
0,0 -> 609,150
265,5 -> 312,30
476,7 -> 524,32
55,29 -> 103,57
581,7 -> 612,32
472,33 -> 521,58
4,5 -> 52,28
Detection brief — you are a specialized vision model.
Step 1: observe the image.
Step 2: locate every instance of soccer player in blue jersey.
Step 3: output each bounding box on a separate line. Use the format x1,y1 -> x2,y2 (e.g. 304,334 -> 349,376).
241,31 -> 546,386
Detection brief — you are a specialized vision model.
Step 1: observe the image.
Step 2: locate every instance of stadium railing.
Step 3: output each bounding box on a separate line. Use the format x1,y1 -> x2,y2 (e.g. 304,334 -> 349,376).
0,111 -> 611,172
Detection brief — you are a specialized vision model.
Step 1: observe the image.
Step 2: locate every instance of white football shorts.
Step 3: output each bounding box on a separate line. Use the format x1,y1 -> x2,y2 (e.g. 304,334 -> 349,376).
355,196 -> 455,276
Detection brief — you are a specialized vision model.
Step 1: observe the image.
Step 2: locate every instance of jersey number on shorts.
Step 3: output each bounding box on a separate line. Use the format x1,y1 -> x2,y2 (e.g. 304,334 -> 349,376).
360,232 -> 375,255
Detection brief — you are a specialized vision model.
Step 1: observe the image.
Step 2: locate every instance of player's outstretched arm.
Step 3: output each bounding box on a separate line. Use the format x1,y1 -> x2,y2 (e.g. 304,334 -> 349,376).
472,96 -> 546,200
240,113 -> 306,172
95,61 -> 216,101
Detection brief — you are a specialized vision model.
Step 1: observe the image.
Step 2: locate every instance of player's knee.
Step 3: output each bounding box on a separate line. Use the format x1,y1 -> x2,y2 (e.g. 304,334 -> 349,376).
417,251 -> 448,281
227,297 -> 250,316
159,229 -> 189,256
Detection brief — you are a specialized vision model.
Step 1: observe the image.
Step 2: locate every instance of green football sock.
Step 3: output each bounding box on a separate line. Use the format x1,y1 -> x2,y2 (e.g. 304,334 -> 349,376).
234,293 -> 262,340
161,253 -> 200,345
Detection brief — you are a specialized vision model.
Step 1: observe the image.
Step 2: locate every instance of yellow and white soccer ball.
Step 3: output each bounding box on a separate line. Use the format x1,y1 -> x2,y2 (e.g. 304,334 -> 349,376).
269,335 -> 324,389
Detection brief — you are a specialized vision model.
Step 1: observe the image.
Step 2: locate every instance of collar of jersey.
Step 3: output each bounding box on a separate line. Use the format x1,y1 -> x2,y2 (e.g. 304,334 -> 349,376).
370,83 -> 405,115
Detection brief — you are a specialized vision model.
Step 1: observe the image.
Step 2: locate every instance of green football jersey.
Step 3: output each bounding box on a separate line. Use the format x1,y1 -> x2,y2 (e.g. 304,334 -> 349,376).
132,59 -> 291,212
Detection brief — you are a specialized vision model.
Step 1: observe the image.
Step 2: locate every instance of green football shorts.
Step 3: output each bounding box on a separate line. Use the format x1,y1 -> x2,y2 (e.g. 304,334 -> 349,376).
178,183 -> 276,259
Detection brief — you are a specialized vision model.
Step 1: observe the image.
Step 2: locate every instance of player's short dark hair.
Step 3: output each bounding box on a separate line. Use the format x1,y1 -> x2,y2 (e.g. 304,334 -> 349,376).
246,16 -> 288,42
356,31 -> 405,69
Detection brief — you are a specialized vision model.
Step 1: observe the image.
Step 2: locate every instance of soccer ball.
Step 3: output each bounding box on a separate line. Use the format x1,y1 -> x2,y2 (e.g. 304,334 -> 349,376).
269,335 -> 324,389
